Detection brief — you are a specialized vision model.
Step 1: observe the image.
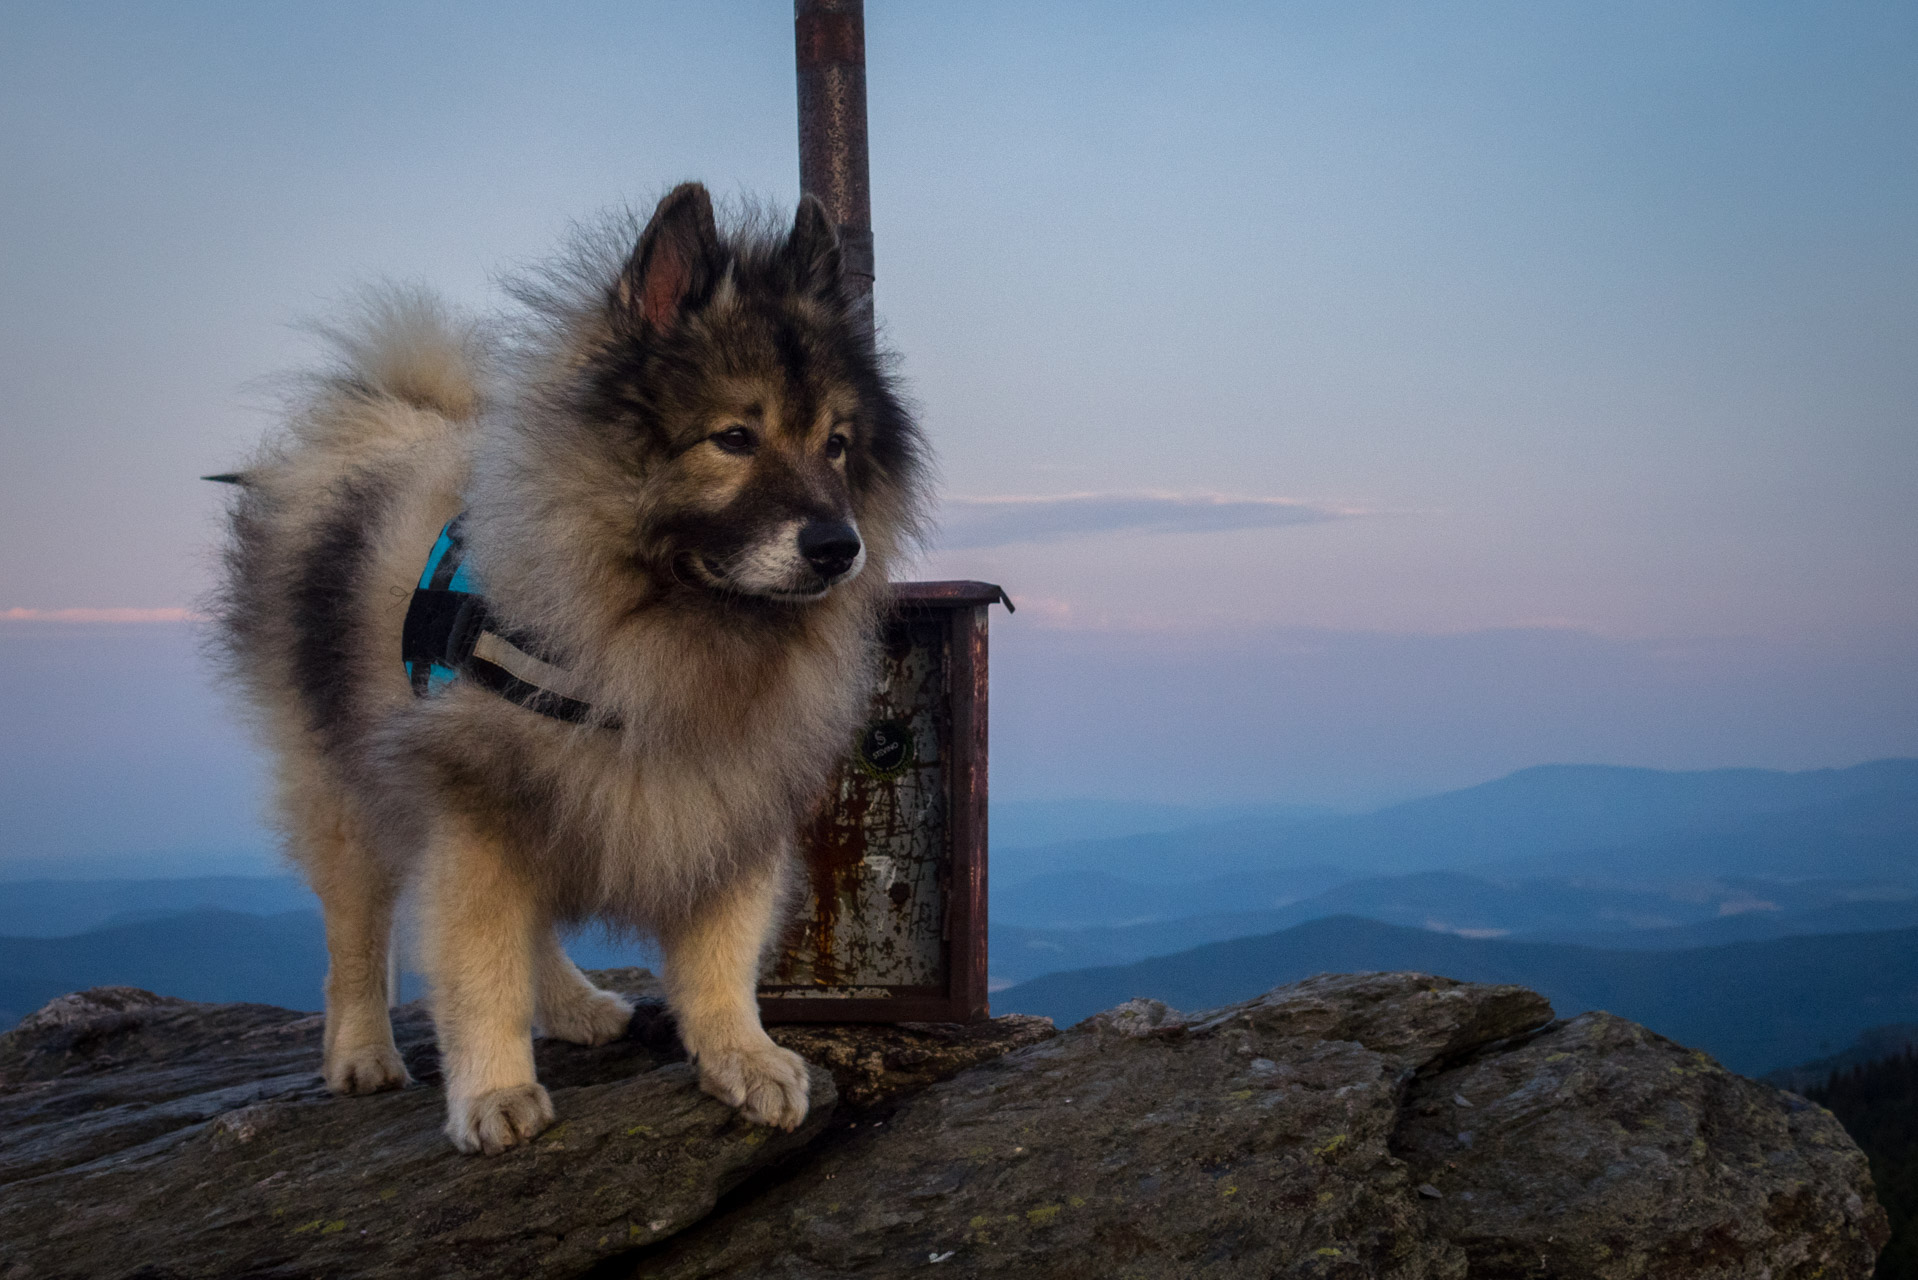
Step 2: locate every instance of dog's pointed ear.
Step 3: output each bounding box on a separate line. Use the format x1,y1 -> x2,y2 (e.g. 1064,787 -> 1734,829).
616,183 -> 721,331
785,195 -> 843,299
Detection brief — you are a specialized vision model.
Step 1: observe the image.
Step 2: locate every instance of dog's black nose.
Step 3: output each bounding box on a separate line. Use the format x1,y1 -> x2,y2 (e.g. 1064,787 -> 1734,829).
798,520 -> 861,580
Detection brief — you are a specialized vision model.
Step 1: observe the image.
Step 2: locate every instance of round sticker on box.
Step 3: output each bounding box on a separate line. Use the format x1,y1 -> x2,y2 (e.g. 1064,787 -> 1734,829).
856,719 -> 915,779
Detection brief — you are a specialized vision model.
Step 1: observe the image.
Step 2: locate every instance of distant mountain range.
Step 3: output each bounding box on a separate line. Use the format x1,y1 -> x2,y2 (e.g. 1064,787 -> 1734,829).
990,758 -> 1918,887
9,905 -> 1911,1080
993,915 -> 1918,1077
0,905 -> 664,1028
987,798 -> 1343,852
0,909 -> 329,1027
991,870 -> 1918,984
0,875 -> 317,939
5,759 -> 1914,1077
986,759 -> 1918,988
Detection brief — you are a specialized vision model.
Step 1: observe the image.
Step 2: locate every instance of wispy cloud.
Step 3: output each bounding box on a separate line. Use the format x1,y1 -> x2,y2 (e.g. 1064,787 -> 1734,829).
934,493 -> 1362,550
1,607 -> 202,623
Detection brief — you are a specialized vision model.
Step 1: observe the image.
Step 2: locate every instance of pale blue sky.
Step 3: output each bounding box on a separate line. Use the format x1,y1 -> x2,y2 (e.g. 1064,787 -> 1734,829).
1,2 -> 1914,849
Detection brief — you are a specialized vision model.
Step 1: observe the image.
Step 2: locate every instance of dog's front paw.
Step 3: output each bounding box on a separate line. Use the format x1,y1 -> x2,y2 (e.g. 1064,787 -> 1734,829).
538,986 -> 634,1047
323,1042 -> 410,1095
445,1083 -> 555,1155
696,1039 -> 811,1131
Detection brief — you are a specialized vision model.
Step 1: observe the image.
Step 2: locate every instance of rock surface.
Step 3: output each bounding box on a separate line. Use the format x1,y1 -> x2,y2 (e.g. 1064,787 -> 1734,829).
0,972 -> 1050,1280
0,972 -> 1887,1280
1394,1009 -> 1882,1279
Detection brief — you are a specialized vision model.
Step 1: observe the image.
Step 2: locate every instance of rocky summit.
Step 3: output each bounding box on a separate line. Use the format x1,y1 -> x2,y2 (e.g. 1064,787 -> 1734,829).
0,971 -> 1887,1279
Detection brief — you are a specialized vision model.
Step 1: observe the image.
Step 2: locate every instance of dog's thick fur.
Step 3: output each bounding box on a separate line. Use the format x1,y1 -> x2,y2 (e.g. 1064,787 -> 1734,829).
216,185 -> 927,1154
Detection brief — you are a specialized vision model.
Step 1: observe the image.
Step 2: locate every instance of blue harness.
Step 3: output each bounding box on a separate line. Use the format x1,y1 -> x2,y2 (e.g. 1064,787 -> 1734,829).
400,515 -> 614,727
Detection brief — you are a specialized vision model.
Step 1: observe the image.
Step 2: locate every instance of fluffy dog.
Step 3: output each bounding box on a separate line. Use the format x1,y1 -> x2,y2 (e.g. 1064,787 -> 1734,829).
215,184 -> 928,1153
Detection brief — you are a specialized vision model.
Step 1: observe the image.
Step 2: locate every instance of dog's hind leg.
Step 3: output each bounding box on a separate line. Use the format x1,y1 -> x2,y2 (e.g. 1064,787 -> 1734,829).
422,813 -> 554,1154
287,775 -> 410,1095
659,856 -> 811,1131
533,930 -> 634,1046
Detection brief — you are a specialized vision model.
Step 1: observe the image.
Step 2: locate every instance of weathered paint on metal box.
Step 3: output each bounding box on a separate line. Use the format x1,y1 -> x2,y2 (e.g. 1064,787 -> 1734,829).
757,580 -> 1008,1024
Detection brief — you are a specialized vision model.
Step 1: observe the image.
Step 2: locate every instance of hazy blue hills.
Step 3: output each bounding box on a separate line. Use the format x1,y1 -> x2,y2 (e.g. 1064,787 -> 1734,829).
987,761 -> 1918,993
1485,786 -> 1918,884
1348,757 -> 1918,876
993,915 -> 1918,1076
6,759 -> 1914,1066
991,758 -> 1918,887
0,903 -> 658,1029
0,875 -> 315,938
991,871 -> 1918,984
1534,896 -> 1918,950
988,798 -> 1341,852
0,908 -> 328,1027
11,904 -> 1914,1077
992,866 -> 1352,930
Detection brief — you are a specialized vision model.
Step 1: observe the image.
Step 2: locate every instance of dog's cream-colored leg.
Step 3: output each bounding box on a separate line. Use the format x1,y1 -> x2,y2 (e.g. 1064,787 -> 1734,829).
422,816 -> 553,1155
293,782 -> 409,1096
534,930 -> 634,1045
659,858 -> 810,1130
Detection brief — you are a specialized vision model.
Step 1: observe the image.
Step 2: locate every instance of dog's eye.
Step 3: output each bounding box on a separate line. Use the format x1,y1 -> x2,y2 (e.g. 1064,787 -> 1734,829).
711,426 -> 757,455
825,433 -> 849,461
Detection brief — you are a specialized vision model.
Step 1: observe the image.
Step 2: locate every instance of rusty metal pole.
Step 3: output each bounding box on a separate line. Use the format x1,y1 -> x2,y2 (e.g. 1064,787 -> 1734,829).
795,0 -> 875,343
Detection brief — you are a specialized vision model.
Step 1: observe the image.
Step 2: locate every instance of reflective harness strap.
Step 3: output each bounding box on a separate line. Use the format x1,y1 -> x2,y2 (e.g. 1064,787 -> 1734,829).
400,514 -> 618,728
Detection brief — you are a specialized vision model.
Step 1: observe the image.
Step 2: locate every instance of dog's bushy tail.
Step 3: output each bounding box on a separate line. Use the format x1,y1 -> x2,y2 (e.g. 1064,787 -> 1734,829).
311,285 -> 489,425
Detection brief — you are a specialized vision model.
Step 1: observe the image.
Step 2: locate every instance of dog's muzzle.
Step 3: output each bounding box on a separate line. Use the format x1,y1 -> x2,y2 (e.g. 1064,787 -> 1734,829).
798,520 -> 861,582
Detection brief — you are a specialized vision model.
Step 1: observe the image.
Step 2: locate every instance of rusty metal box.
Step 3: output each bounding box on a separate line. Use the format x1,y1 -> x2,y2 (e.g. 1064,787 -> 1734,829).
757,580 -> 1008,1024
